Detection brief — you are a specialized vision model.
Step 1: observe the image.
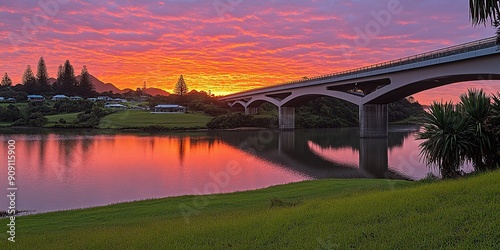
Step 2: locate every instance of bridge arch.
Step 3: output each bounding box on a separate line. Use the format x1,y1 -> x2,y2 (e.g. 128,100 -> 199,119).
229,100 -> 247,108
246,96 -> 280,108
364,73 -> 500,104
281,90 -> 362,107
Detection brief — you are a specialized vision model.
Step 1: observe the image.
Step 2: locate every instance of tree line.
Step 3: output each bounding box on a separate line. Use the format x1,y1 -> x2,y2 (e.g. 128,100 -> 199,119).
1,57 -> 96,98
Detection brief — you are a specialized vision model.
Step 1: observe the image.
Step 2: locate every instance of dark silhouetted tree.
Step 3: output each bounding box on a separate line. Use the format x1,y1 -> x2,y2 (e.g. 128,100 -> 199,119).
77,65 -> 96,97
22,65 -> 37,94
53,64 -> 64,92
36,57 -> 51,93
1,73 -> 12,87
174,75 -> 188,96
57,60 -> 77,95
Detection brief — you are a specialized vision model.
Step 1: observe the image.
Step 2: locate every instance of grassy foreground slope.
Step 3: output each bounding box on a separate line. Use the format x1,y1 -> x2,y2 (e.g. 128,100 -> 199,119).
99,110 -> 213,129
2,172 -> 500,249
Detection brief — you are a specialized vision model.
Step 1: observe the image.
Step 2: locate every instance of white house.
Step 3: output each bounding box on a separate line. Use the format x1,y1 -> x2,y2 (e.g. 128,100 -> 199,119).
0,97 -> 4,102
152,104 -> 187,113
52,95 -> 69,101
105,103 -> 127,110
98,96 -> 113,101
70,96 -> 83,101
113,98 -> 127,103
27,95 -> 45,102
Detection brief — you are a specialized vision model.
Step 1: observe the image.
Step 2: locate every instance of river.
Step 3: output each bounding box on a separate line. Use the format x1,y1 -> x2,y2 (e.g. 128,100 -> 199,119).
0,125 -> 470,214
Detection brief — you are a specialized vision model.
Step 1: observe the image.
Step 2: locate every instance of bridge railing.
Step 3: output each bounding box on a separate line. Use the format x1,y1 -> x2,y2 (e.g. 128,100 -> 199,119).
226,36 -> 497,97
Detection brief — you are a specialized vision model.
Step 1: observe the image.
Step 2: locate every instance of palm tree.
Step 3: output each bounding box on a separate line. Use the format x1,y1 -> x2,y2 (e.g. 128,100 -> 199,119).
417,102 -> 473,178
487,93 -> 500,167
469,0 -> 500,25
458,89 -> 494,171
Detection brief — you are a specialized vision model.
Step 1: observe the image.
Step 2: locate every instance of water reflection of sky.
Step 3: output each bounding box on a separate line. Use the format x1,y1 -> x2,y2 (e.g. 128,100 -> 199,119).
307,128 -> 475,180
0,127 -> 474,214
0,133 -> 309,213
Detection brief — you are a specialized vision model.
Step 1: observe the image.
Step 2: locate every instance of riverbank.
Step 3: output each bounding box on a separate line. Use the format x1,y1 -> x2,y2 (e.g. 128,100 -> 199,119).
2,171 -> 498,249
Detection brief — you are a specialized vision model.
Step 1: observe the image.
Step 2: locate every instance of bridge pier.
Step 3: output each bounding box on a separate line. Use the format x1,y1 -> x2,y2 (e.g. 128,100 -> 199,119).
278,130 -> 295,154
359,137 -> 388,178
359,104 -> 388,138
279,107 -> 295,129
245,107 -> 258,115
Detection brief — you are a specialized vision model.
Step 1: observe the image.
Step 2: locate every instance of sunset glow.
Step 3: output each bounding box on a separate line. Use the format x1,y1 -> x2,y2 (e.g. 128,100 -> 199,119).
1,0 -> 499,103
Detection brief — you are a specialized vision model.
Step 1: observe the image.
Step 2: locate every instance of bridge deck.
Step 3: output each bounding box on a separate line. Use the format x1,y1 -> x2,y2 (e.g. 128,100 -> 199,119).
221,36 -> 497,100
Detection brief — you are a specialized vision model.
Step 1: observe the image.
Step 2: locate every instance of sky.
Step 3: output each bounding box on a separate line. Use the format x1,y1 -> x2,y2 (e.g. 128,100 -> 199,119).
0,0 -> 499,104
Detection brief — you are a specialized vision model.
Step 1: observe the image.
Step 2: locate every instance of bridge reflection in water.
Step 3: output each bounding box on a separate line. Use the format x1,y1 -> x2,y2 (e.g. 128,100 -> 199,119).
209,126 -> 420,180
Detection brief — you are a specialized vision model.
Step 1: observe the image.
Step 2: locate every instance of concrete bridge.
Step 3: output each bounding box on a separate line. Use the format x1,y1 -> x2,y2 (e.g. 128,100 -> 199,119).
220,37 -> 500,137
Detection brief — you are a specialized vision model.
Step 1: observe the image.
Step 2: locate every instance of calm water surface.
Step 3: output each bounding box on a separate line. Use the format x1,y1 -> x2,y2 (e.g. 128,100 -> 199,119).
0,126 -> 465,213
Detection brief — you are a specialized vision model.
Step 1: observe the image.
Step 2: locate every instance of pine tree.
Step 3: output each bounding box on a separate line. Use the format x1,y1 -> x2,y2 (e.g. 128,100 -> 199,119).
53,64 -> 64,93
36,57 -> 51,93
174,75 -> 188,96
77,65 -> 95,97
60,60 -> 77,95
1,73 -> 12,87
22,65 -> 37,94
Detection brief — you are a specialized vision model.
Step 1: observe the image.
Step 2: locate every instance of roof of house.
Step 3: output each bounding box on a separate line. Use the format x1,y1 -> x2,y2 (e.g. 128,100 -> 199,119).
105,104 -> 126,107
53,95 -> 68,98
27,95 -> 44,98
155,104 -> 185,108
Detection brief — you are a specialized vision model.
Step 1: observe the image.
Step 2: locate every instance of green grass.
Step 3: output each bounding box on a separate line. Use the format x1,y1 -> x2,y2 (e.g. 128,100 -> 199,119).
2,171 -> 499,249
99,110 -> 213,129
45,112 -> 80,124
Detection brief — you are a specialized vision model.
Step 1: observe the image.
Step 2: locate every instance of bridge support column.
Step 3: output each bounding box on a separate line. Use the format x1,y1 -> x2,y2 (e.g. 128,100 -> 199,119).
279,107 -> 295,129
245,107 -> 258,115
359,137 -> 388,178
359,104 -> 388,138
278,131 -> 295,154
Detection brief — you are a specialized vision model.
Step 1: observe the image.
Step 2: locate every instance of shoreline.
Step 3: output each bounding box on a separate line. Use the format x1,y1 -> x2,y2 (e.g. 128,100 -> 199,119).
0,121 -> 423,134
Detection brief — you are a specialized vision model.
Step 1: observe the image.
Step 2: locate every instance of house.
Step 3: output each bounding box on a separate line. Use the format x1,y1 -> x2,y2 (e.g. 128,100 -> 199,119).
113,98 -> 127,103
27,95 -> 45,102
98,96 -> 113,101
70,96 -> 83,101
0,97 -> 4,102
87,98 -> 97,102
52,95 -> 69,101
105,103 -> 127,110
152,104 -> 187,113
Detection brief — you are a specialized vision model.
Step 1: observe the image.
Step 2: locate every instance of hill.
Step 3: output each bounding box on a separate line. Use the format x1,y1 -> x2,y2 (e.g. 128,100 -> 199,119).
76,75 -> 124,93
48,75 -> 123,94
48,75 -> 170,96
144,87 -> 170,96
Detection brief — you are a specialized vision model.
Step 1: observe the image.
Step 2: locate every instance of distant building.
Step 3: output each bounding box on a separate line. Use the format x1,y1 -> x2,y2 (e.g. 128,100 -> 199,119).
27,95 -> 45,102
87,98 -> 97,102
152,104 -> 186,113
105,103 -> 127,110
70,96 -> 83,101
0,97 -> 4,102
52,95 -> 69,101
98,96 -> 113,101
113,98 -> 127,103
